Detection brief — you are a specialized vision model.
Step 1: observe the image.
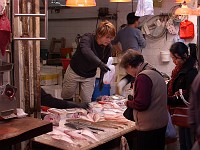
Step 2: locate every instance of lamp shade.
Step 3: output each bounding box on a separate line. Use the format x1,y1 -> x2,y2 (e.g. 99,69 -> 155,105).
66,0 -> 96,7
110,0 -> 131,2
175,4 -> 192,15
175,0 -> 191,3
192,6 -> 200,16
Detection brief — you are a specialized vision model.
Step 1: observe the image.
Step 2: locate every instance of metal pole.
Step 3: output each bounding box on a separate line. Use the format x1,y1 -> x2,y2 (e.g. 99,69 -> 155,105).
132,0 -> 133,12
198,0 -> 200,69
0,60 -> 3,86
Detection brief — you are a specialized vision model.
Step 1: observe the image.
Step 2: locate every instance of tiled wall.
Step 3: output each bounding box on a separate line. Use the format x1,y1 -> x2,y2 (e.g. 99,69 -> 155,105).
41,0 -> 197,76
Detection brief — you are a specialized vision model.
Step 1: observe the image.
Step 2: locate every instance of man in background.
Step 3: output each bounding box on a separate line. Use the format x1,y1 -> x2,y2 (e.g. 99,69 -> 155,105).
112,12 -> 146,95
112,12 -> 146,54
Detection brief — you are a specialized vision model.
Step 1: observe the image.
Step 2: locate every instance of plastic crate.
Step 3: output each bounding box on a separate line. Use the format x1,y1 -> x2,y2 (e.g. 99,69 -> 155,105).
92,78 -> 110,101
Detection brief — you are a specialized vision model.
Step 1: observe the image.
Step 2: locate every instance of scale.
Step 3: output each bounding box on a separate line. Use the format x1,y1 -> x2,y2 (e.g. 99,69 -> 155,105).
0,59 -> 17,119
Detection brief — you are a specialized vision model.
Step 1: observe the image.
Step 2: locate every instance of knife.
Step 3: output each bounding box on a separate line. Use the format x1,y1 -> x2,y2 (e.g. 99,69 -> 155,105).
76,122 -> 105,132
87,126 -> 105,132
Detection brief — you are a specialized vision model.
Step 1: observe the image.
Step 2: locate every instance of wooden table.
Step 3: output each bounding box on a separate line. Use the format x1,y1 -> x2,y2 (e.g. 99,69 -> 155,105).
0,117 -> 52,147
34,121 -> 135,150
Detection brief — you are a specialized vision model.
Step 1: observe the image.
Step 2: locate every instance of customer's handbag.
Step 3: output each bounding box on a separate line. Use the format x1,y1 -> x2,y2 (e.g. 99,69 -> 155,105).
123,95 -> 134,121
170,107 -> 189,127
170,90 -> 190,128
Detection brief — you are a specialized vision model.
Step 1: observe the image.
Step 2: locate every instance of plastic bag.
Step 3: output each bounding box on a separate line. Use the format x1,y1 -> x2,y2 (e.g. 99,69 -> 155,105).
135,0 -> 154,17
173,35 -> 185,43
165,112 -> 177,139
103,57 -> 115,84
166,19 -> 177,35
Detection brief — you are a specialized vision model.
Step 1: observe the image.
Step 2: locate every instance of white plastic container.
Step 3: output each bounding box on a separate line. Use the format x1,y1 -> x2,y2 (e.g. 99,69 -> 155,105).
160,51 -> 170,62
42,85 -> 62,99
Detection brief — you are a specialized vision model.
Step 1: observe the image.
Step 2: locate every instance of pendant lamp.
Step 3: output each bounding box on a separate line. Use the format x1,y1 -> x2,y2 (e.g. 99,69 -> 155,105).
66,0 -> 96,7
175,3 -> 192,15
175,0 -> 191,3
192,6 -> 200,16
110,0 -> 131,2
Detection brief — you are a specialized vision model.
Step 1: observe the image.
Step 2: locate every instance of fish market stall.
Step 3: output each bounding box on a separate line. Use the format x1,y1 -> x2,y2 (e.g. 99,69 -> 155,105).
33,96 -> 136,150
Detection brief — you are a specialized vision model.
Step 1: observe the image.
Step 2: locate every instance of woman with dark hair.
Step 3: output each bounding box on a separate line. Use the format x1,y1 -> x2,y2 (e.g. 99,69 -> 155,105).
168,42 -> 198,150
121,50 -> 168,150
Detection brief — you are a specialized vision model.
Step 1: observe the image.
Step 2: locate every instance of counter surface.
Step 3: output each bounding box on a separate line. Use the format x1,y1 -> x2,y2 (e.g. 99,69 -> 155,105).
0,117 -> 52,146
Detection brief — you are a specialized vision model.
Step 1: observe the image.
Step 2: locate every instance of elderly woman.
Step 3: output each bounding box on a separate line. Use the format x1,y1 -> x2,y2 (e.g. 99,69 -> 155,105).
168,42 -> 198,150
120,50 -> 168,150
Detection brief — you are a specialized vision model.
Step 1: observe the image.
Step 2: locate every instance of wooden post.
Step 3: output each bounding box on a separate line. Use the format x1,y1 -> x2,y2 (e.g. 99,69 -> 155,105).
198,0 -> 200,69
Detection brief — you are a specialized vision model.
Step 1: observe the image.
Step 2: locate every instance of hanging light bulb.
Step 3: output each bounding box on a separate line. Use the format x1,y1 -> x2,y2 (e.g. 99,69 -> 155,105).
175,3 -> 192,15
191,6 -> 200,16
66,0 -> 96,7
110,0 -> 131,2
175,0 -> 191,3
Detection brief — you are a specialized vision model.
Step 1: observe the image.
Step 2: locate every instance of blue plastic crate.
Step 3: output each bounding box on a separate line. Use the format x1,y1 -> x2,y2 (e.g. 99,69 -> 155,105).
92,78 -> 110,101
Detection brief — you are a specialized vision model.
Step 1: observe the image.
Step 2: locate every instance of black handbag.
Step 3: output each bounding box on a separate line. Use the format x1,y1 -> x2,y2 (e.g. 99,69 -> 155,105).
123,95 -> 134,121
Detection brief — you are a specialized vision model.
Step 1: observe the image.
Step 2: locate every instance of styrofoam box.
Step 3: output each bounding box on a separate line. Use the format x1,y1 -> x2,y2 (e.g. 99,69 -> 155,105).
41,72 -> 59,86
41,66 -> 63,85
42,85 -> 62,99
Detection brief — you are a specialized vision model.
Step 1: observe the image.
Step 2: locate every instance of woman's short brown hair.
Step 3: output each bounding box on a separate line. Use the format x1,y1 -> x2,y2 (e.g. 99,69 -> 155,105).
96,20 -> 116,38
120,49 -> 144,69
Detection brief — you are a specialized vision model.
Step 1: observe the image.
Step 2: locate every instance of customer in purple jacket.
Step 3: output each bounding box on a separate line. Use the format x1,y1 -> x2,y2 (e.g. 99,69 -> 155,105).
189,72 -> 200,147
120,50 -> 168,150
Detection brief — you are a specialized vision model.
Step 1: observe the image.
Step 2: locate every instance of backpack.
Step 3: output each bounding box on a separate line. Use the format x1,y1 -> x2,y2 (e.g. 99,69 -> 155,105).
179,20 -> 194,39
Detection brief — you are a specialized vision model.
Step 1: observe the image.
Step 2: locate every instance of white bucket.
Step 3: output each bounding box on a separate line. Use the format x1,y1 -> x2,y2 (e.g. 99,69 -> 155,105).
160,51 -> 170,62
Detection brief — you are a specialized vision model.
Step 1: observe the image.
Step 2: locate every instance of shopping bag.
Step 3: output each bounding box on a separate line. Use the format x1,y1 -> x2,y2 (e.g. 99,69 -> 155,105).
165,112 -> 177,138
103,57 -> 115,84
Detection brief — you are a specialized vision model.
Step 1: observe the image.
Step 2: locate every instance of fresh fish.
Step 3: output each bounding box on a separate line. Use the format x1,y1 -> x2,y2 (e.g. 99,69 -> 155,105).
54,126 -> 70,133
47,129 -> 66,136
93,113 -> 101,122
87,113 -> 95,122
80,129 -> 99,141
51,135 -> 74,144
64,130 -> 87,140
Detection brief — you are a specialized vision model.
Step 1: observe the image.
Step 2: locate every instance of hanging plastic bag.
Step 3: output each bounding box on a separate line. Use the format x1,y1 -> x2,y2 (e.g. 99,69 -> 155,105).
173,35 -> 185,43
135,0 -> 154,17
152,19 -> 165,36
103,57 -> 115,84
179,20 -> 194,39
166,19 -> 177,35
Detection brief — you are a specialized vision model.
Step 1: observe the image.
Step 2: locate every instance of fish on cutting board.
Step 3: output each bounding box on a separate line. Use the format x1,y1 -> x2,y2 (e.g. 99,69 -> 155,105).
47,129 -> 66,136
54,126 -> 70,133
78,129 -> 99,142
51,135 -> 74,144
64,130 -> 87,140
93,113 -> 101,122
